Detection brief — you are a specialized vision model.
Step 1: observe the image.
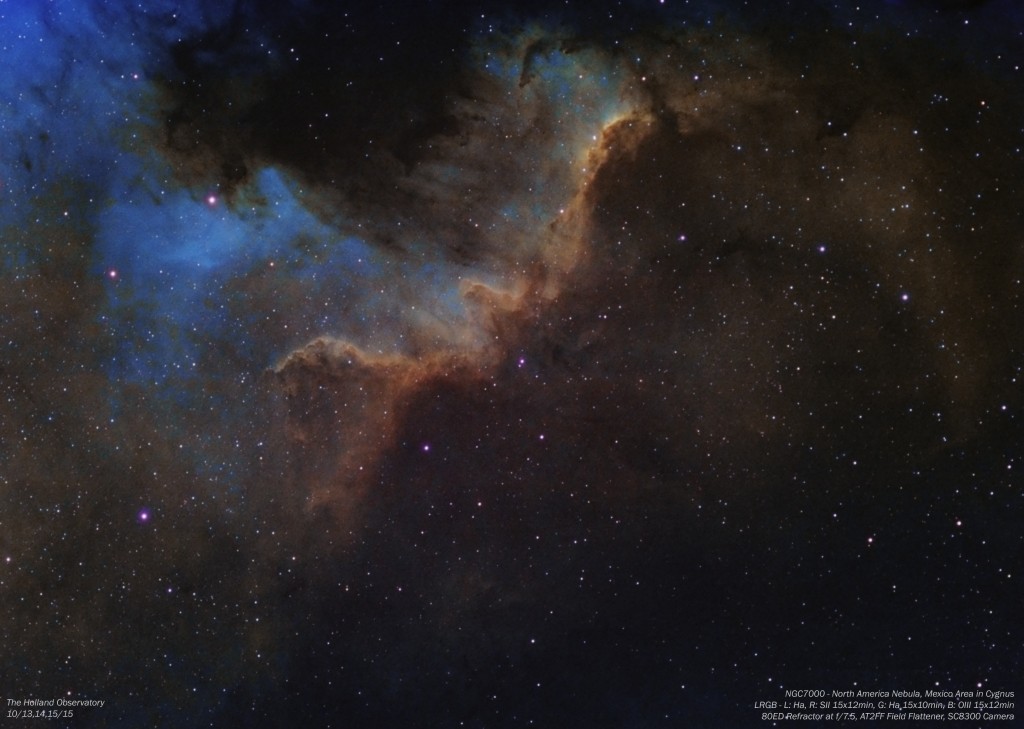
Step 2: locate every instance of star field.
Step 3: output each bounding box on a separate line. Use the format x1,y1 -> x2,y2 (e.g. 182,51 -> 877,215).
0,1 -> 1022,727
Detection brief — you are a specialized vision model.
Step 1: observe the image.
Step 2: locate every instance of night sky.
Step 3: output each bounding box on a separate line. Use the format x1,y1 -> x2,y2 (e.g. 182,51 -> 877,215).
1,0 -> 1022,726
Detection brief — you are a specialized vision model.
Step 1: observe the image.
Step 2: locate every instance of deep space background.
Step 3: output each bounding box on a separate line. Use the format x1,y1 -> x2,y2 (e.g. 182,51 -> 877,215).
1,0 -> 1022,726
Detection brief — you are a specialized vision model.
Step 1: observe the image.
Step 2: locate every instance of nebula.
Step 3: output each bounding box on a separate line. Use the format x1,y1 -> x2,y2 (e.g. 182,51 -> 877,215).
1,1 -> 1021,726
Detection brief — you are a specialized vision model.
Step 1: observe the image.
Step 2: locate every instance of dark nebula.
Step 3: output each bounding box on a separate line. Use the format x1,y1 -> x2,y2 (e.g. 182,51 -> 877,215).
1,1 -> 1021,726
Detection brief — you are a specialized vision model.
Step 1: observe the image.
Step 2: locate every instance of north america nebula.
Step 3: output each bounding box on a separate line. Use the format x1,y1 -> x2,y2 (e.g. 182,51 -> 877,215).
1,1 -> 1022,726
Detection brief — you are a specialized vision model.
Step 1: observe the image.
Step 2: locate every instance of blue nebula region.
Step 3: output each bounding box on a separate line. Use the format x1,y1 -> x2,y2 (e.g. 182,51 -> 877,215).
95,165 -> 374,387
0,2 -> 492,388
0,1 -> 487,493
